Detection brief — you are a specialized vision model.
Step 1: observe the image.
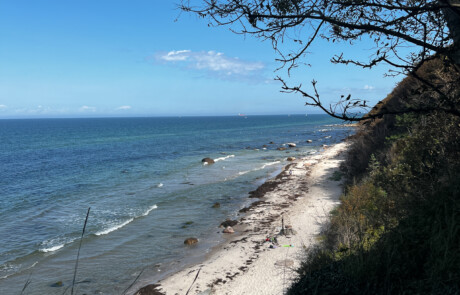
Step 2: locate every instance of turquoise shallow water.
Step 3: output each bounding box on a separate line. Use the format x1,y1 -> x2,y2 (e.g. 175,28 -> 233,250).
0,115 -> 354,294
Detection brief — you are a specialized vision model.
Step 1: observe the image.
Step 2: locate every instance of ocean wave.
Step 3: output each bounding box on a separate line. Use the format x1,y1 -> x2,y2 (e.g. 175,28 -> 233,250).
214,155 -> 235,162
261,161 -> 281,169
40,244 -> 65,253
0,263 -> 20,280
238,161 -> 281,176
95,218 -> 134,236
39,237 -> 76,253
142,204 -> 158,216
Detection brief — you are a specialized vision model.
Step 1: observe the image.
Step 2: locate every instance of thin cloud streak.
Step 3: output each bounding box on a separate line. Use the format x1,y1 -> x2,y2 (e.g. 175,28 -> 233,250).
79,105 -> 96,112
116,105 -> 132,110
155,50 -> 265,80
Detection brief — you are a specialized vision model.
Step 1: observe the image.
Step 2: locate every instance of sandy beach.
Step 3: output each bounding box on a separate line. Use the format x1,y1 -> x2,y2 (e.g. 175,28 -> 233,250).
135,141 -> 349,295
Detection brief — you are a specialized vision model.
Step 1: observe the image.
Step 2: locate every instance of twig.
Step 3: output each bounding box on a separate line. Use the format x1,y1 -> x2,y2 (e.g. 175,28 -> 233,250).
121,267 -> 146,295
185,267 -> 202,295
20,272 -> 33,295
71,207 -> 91,295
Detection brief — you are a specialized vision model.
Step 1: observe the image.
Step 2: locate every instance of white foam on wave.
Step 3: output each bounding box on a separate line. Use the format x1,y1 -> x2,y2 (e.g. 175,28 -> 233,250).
261,161 -> 281,169
237,161 -> 281,176
0,263 -> 21,279
142,204 -> 158,216
95,218 -> 134,236
40,244 -> 65,253
156,183 -> 163,188
39,237 -> 76,253
214,155 -> 235,162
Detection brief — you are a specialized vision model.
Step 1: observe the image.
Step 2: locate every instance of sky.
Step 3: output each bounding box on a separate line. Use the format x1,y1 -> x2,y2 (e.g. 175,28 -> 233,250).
0,0 -> 401,118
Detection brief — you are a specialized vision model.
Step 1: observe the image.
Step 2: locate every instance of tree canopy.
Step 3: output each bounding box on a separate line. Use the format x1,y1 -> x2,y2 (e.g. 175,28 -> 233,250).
181,0 -> 460,120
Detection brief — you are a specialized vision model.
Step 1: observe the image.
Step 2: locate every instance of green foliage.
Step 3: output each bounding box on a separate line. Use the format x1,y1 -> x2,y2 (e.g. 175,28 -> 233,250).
289,59 -> 460,294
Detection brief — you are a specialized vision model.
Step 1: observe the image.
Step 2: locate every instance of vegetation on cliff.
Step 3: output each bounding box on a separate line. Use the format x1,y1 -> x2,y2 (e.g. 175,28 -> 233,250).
288,58 -> 460,294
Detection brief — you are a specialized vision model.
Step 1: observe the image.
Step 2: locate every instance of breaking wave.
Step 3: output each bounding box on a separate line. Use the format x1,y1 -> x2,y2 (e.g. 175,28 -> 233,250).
142,204 -> 158,216
214,155 -> 235,162
95,218 -> 135,236
96,204 -> 158,236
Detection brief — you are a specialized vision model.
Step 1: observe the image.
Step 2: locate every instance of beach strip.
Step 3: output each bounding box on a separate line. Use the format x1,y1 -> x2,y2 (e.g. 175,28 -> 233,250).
135,141 -> 349,295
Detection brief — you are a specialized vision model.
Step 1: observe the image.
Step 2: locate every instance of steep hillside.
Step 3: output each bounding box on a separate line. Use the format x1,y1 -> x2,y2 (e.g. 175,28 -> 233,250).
288,58 -> 460,294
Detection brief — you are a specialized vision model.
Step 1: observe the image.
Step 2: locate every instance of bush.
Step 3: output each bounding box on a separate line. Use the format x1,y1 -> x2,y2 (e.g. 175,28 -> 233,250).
289,57 -> 460,294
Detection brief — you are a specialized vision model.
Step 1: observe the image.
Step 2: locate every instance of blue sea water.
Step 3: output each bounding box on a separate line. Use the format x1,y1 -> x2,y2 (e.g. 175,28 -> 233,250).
0,115 -> 354,294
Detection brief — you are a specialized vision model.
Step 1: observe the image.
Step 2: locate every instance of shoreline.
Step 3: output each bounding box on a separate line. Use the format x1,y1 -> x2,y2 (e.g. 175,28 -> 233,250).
133,141 -> 349,295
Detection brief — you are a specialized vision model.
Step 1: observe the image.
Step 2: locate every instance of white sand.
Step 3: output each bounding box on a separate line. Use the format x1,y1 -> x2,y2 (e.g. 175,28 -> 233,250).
136,142 -> 348,295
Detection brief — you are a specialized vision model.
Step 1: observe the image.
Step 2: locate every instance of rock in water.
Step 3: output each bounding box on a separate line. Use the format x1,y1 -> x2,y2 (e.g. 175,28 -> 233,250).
287,143 -> 297,147
287,157 -> 296,161
184,237 -> 198,245
306,139 -> 313,143
277,147 -> 286,151
220,219 -> 238,227
202,158 -> 215,164
212,202 -> 221,208
50,281 -> 63,287
223,226 -> 234,233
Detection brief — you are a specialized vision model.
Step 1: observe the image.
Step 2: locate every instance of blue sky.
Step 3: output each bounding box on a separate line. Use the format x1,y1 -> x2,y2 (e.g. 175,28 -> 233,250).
0,0 -> 400,118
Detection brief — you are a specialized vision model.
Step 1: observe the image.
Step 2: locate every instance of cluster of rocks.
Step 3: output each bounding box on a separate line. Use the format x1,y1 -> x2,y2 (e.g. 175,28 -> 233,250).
201,140 -> 314,163
184,219 -> 239,246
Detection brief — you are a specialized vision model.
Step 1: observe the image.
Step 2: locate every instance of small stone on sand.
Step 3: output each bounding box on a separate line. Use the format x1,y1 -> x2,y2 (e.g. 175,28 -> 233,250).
223,226 -> 234,233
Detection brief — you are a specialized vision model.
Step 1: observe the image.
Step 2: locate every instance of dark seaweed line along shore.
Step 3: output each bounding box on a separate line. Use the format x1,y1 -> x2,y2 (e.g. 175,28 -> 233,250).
133,142 -> 349,295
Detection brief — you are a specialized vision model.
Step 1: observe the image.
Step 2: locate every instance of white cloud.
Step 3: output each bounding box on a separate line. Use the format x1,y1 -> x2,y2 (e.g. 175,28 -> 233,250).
156,50 -> 265,79
161,50 -> 192,61
116,105 -> 132,110
363,85 -> 375,90
79,105 -> 96,112
0,104 -> 7,109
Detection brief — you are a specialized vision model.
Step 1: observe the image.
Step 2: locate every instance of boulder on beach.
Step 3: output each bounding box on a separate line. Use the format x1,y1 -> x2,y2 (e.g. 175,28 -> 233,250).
223,226 -> 235,234
287,143 -> 297,147
220,219 -> 238,228
184,237 -> 198,245
201,158 -> 215,164
287,157 -> 296,161
212,202 -> 221,208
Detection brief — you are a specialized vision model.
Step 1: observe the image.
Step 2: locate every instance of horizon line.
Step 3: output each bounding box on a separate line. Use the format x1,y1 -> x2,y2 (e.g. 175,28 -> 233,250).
0,113 -> 331,120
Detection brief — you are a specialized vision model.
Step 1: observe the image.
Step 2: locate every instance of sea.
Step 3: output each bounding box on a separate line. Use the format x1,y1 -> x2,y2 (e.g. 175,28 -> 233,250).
0,115 -> 354,294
